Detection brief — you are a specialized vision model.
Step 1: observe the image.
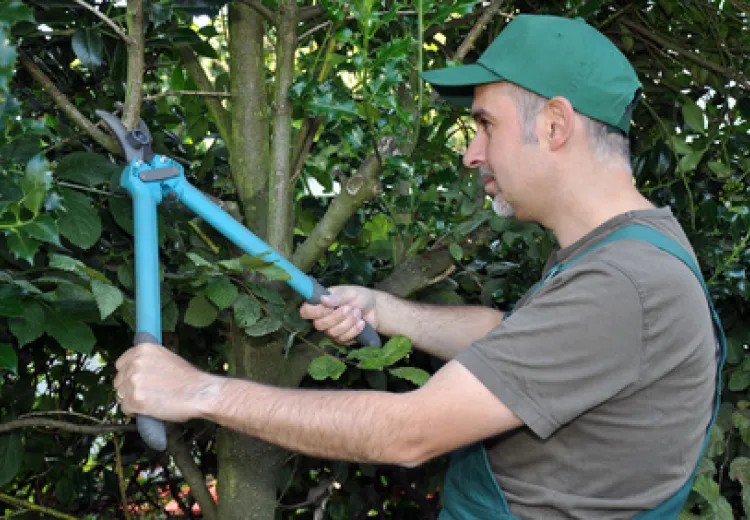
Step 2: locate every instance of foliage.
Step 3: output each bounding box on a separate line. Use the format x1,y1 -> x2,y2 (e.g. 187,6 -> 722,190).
0,0 -> 746,518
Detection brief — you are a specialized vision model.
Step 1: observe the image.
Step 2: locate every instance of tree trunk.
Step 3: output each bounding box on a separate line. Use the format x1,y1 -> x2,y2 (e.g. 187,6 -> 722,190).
217,6 -> 288,519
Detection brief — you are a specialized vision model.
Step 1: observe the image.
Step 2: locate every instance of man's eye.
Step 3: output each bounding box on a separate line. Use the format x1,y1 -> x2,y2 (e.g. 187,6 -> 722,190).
479,118 -> 491,130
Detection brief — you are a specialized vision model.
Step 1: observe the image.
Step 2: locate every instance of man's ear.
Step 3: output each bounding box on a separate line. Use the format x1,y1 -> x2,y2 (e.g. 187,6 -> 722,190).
540,97 -> 576,151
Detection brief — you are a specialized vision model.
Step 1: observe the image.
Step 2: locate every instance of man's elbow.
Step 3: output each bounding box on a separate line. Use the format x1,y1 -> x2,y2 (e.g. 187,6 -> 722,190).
390,428 -> 443,469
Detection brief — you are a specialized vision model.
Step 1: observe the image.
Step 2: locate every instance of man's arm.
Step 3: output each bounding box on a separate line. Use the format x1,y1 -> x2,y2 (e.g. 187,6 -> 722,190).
301,286 -> 504,361
115,344 -> 522,466
375,291 -> 504,360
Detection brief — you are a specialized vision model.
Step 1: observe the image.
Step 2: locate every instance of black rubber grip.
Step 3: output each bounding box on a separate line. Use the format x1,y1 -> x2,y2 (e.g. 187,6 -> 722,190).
133,332 -> 168,451
308,278 -> 382,348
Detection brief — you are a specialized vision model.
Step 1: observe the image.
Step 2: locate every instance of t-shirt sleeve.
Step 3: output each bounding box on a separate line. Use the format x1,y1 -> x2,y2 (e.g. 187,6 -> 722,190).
455,260 -> 643,439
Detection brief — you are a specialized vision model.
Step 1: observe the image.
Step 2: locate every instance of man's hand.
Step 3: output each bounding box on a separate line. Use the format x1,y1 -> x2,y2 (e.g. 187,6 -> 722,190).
300,286 -> 379,344
114,343 -> 221,423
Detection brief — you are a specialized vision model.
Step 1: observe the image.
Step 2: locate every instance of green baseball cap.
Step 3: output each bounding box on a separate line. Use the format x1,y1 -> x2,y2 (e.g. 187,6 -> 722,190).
421,14 -> 642,134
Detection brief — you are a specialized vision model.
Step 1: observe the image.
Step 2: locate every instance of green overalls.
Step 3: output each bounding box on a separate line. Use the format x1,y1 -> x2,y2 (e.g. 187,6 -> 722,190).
439,224 -> 727,520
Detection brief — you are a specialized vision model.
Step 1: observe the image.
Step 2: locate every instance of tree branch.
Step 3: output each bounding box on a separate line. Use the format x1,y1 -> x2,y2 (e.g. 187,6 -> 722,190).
18,51 -> 121,155
0,417 -> 136,435
299,5 -> 325,22
376,225 -> 495,297
73,0 -> 132,44
454,0 -> 510,61
268,0 -> 298,257
122,0 -> 146,129
620,18 -> 749,90
143,90 -> 232,100
228,3 -> 270,234
168,426 -> 218,520
238,0 -> 278,26
291,137 -> 399,272
0,492 -> 78,520
178,45 -> 233,148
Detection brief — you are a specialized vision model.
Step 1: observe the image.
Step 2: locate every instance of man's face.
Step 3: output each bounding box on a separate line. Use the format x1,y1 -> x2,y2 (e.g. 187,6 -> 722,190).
463,83 -> 543,220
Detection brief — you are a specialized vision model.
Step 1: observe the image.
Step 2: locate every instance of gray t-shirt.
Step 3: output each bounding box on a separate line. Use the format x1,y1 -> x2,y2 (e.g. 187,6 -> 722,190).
455,208 -> 717,519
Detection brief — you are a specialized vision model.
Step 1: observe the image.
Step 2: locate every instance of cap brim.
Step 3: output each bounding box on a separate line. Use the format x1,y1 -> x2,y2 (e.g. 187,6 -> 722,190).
420,64 -> 503,108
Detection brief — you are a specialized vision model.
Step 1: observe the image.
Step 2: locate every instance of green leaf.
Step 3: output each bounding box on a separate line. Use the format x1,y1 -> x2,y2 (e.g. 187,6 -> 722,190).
162,300 -> 178,332
732,457 -> 750,520
7,231 -> 39,264
678,150 -> 705,173
185,294 -> 219,328
307,355 -> 346,381
233,294 -> 261,328
734,410 -> 750,446
707,161 -> 732,178
59,189 -> 101,249
0,0 -> 34,29
187,252 -> 213,268
49,253 -> 85,272
0,343 -> 17,374
25,214 -> 61,246
117,263 -> 134,290
449,243 -> 463,262
108,197 -> 133,235
0,433 -> 23,487
206,277 -> 238,310
21,154 -> 51,213
9,301 -> 45,346
306,89 -> 359,120
46,315 -> 95,354
389,367 -> 430,386
382,335 -> 412,366
0,295 -> 23,317
730,368 -> 750,391
693,474 -> 734,520
238,253 -> 275,270
246,282 -> 285,305
257,264 -> 292,282
55,152 -> 120,187
72,28 -> 104,69
244,316 -> 281,337
91,279 -> 123,319
682,101 -> 705,133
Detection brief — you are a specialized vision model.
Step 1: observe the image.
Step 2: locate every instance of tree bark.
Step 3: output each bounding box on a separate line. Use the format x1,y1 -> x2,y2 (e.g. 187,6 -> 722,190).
228,2 -> 270,234
267,0 -> 298,256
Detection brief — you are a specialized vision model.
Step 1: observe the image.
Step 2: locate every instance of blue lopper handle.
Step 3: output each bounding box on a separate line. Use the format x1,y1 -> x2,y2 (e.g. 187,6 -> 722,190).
134,332 -> 168,451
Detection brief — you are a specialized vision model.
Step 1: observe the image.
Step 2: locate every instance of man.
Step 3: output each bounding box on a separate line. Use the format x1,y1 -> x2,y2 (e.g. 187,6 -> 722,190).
115,15 -> 721,518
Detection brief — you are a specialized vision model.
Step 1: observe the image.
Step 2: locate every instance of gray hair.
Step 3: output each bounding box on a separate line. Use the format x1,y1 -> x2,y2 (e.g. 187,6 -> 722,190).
506,85 -> 631,163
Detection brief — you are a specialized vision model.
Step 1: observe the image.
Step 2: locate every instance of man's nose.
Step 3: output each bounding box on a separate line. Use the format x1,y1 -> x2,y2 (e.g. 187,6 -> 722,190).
463,136 -> 485,168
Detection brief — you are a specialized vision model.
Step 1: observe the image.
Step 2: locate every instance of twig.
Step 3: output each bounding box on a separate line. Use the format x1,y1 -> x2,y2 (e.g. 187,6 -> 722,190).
178,46 -> 233,148
113,434 -> 133,520
56,180 -> 125,197
299,20 -> 331,41
0,417 -> 136,435
19,410 -> 105,423
621,18 -> 749,90
0,492 -> 78,520
19,51 -> 121,155
238,0 -> 278,26
143,90 -> 232,101
167,426 -> 218,520
73,0 -> 132,44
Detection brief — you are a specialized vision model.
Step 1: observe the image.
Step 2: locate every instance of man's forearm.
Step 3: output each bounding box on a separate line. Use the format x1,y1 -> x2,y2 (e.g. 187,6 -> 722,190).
374,292 -> 503,360
198,376 -> 423,466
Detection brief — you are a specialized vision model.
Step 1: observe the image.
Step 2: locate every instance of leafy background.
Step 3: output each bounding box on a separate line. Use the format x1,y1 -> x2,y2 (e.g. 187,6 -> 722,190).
0,0 -> 747,518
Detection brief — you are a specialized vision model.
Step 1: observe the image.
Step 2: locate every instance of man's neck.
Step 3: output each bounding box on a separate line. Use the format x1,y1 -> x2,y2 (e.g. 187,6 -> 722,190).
544,177 -> 655,249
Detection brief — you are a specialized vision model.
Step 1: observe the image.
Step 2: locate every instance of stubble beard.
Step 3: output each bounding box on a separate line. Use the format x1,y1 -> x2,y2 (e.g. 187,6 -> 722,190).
480,167 -> 516,218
